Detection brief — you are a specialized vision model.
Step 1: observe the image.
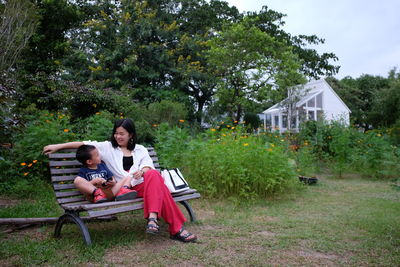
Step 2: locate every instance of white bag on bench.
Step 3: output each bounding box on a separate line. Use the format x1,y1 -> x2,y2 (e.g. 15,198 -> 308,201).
161,168 -> 189,193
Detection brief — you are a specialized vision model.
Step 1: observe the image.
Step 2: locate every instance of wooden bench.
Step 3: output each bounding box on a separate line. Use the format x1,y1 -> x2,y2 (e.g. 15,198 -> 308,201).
48,147 -> 200,246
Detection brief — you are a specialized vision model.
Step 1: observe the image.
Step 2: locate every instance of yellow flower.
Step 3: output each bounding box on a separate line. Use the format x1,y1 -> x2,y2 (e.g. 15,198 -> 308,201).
63,129 -> 69,132
271,144 -> 275,147
231,127 -> 235,130
179,119 -> 185,123
23,172 -> 29,176
222,134 -> 226,137
211,129 -> 216,132
243,143 -> 249,146
32,160 -> 38,163
268,148 -> 273,152
20,162 -> 26,166
92,103 -> 97,108
96,112 -> 101,115
377,133 -> 382,137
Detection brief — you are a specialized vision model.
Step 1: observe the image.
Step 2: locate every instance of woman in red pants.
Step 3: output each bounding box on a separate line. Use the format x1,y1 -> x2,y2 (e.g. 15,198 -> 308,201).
43,118 -> 197,243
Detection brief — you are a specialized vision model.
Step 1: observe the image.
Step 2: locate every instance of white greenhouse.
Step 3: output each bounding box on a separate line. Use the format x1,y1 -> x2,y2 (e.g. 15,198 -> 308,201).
261,79 -> 351,133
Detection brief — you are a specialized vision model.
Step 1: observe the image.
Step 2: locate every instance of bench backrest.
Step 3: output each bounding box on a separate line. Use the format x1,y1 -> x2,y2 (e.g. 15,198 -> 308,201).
48,147 -> 160,205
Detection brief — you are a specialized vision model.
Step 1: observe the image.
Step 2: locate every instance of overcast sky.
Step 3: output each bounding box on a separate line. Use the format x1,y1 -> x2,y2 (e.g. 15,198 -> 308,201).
225,0 -> 400,79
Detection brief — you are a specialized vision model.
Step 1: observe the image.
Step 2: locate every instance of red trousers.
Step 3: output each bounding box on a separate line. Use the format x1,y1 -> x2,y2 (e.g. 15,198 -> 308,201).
132,169 -> 186,234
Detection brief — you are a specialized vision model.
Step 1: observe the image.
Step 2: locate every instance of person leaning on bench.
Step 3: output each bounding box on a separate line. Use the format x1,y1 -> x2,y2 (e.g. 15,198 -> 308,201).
75,144 -> 138,203
43,118 -> 197,243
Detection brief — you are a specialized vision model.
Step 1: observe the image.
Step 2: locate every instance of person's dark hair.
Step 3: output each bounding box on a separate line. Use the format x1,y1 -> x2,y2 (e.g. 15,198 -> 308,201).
110,118 -> 137,150
76,145 -> 97,166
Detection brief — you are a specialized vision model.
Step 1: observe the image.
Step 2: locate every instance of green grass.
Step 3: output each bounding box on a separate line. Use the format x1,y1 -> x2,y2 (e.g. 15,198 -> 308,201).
0,173 -> 399,266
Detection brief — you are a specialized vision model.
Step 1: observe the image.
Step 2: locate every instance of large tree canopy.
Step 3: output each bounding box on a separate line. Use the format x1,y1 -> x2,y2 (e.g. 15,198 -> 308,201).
3,0 -> 340,124
207,17 -> 305,121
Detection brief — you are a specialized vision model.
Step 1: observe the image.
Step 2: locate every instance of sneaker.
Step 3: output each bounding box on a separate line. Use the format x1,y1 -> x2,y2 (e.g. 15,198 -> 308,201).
93,188 -> 108,203
115,186 -> 137,201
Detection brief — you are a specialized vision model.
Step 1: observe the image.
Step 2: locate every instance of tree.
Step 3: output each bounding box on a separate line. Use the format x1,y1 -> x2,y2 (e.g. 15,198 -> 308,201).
369,68 -> 400,127
327,74 -> 389,129
247,6 -> 340,79
0,0 -> 38,73
207,17 -> 304,122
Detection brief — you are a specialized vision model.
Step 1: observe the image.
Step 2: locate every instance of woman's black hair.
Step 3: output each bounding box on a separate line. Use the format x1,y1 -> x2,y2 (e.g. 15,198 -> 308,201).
110,118 -> 137,150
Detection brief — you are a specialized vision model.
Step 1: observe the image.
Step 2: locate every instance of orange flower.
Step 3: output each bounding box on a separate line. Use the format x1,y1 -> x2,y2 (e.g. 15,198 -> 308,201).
267,148 -> 273,152
32,160 -> 38,163
20,162 -> 26,166
96,112 -> 101,115
211,129 -> 216,132
179,119 -> 185,123
28,163 -> 33,167
23,172 -> 29,176
63,129 -> 69,132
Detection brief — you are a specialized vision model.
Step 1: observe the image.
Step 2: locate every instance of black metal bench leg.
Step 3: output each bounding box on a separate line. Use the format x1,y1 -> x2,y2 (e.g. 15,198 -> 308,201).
179,200 -> 197,222
54,211 -> 92,246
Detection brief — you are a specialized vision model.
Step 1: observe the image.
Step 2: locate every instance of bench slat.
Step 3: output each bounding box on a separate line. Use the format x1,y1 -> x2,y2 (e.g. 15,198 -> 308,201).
48,153 -> 77,159
61,189 -> 199,211
49,160 -> 81,167
52,175 -> 77,182
55,190 -> 82,198
57,196 -> 86,204
50,168 -> 80,175
87,193 -> 201,218
53,183 -> 76,190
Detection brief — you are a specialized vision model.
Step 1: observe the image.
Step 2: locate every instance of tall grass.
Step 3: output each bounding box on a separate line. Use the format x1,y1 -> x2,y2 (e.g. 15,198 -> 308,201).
155,125 -> 300,199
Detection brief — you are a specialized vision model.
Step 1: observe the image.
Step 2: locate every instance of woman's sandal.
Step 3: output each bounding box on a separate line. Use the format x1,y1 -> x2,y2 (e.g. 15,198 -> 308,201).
170,228 -> 197,243
145,218 -> 160,235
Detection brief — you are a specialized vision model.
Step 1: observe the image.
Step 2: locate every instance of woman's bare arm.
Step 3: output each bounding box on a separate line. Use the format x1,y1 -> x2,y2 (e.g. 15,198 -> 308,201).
43,141 -> 84,155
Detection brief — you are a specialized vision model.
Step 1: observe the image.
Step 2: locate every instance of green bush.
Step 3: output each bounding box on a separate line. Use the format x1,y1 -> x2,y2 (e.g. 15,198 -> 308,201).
4,110 -> 76,185
73,111 -> 115,141
147,100 -> 188,127
298,120 -> 400,178
155,125 -> 299,199
154,123 -> 191,168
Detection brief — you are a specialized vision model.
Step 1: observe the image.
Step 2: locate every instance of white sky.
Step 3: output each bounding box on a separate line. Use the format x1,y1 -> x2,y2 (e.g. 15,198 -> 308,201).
225,0 -> 400,79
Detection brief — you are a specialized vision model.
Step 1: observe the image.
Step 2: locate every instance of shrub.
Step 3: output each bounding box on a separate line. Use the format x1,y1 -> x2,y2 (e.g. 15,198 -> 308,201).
154,123 -> 191,168
147,100 -> 188,127
8,110 -> 76,183
155,126 -> 299,199
73,111 -> 115,141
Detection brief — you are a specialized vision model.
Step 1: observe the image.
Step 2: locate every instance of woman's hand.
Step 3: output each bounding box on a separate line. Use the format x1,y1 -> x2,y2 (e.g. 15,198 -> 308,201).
43,144 -> 61,155
43,142 -> 84,155
132,170 -> 144,179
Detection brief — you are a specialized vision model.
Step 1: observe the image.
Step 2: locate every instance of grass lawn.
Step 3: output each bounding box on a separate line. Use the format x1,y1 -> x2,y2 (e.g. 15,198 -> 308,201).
0,173 -> 399,266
